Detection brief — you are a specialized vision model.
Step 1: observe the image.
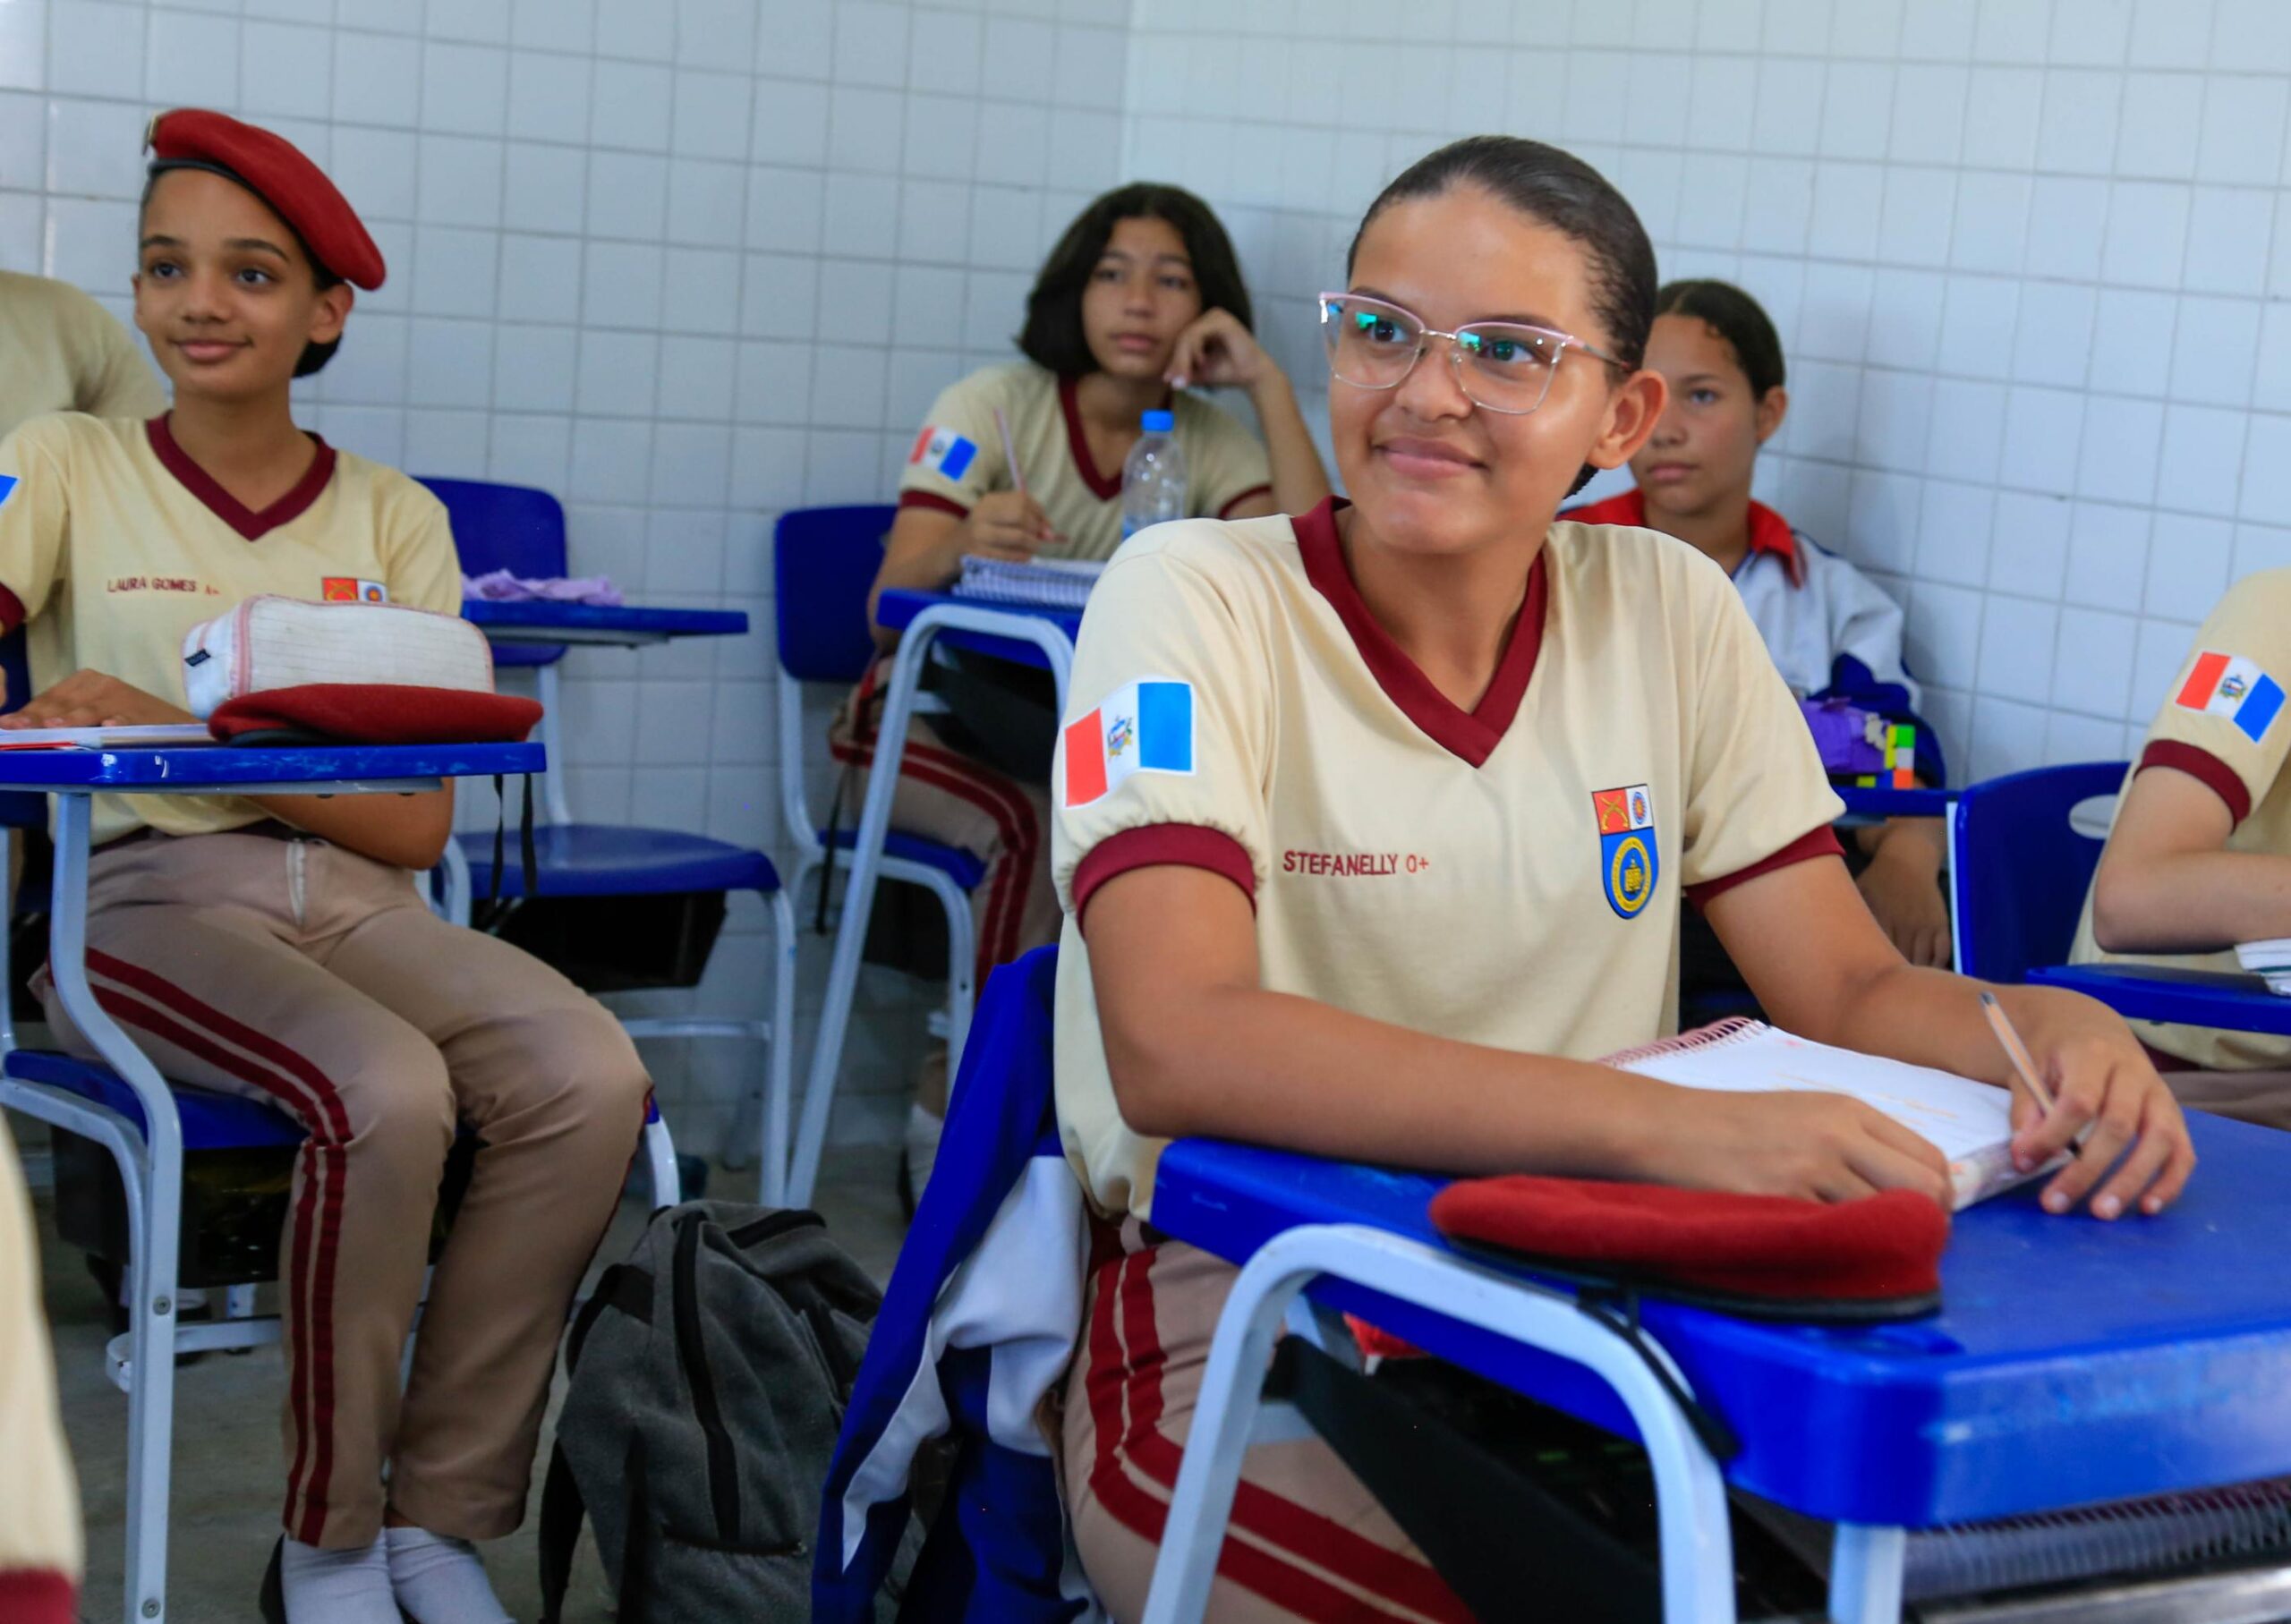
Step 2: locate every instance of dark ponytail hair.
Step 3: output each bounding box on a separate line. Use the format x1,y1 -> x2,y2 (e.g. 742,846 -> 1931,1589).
1347,135 -> 1658,370
1654,279 -> 1785,398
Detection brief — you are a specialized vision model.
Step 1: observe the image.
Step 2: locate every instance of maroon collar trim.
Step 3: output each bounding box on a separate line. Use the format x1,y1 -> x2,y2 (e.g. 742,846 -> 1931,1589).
1570,487 -> 1805,588
146,414 -> 336,541
1293,497 -> 1548,769
1056,374 -> 1175,503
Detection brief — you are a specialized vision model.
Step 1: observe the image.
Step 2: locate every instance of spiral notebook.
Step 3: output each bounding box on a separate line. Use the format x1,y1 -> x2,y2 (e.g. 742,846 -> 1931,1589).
1605,1018 -> 2048,1212
951,556 -> 1103,611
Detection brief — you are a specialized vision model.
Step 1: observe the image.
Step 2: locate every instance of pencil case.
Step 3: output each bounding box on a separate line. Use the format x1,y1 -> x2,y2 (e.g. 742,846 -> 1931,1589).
180,594 -> 497,719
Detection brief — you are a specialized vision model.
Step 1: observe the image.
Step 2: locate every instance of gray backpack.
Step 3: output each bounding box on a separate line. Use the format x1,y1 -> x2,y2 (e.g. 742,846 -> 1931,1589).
537,1202 -> 881,1623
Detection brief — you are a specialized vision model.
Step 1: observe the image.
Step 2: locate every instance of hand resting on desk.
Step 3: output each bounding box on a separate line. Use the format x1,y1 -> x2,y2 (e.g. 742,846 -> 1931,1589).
1086,853 -> 2193,1221
0,667 -> 454,871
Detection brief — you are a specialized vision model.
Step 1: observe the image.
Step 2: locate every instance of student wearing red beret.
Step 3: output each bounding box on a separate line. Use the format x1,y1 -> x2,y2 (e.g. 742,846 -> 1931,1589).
0,111 -> 647,1624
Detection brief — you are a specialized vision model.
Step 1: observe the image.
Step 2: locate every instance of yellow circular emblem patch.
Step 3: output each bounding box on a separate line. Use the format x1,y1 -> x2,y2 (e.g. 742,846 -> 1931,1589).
1608,834 -> 1654,917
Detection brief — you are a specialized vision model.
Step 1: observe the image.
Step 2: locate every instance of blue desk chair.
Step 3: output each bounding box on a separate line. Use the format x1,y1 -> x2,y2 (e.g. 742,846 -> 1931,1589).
422,476 -> 798,1195
814,946 -> 1094,1623
1948,761 -> 2127,981
0,625 -> 681,1624
771,506 -> 986,1184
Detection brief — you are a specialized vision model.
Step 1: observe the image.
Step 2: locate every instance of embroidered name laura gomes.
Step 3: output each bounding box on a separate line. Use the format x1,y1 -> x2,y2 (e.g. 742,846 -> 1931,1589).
106,575 -> 205,594
1282,849 -> 1431,877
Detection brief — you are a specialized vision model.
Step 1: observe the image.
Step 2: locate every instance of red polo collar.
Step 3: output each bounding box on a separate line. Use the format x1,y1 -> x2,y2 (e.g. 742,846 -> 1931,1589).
1568,488 -> 1803,588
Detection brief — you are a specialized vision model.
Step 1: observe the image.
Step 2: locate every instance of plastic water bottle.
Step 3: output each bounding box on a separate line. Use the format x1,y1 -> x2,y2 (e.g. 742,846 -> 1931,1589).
1120,408 -> 1187,541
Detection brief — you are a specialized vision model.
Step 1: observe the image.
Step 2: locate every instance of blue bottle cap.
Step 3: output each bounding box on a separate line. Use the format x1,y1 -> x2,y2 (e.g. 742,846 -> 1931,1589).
1141,409 -> 1175,432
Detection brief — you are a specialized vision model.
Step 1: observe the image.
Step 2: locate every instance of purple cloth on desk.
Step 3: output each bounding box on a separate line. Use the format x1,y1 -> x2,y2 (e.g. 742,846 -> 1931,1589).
1801,698 -> 1887,776
462,569 -> 625,607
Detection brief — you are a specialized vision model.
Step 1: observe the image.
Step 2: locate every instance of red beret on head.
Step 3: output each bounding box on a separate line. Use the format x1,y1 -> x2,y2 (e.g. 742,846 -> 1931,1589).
1428,1175 -> 1949,1320
145,108 -> 386,291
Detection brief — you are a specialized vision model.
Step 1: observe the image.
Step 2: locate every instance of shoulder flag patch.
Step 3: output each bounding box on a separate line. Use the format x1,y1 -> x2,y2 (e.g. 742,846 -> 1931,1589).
2176,650 -> 2285,744
1063,679 -> 1193,808
907,425 -> 977,480
0,474 -> 16,508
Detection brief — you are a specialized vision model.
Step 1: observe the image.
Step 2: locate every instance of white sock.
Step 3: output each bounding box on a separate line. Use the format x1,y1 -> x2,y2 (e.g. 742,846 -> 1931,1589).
385,1525 -> 512,1624
905,1100 -> 945,1198
279,1535 -> 399,1624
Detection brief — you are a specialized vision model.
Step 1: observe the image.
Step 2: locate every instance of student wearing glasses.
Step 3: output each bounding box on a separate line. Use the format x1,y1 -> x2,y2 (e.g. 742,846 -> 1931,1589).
1571,280 -> 1950,991
1049,136 -> 2192,1621
841,183 -> 1330,1204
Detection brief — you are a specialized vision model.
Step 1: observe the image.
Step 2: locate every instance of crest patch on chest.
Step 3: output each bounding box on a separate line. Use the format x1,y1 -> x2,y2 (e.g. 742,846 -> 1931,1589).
1592,784 -> 1657,919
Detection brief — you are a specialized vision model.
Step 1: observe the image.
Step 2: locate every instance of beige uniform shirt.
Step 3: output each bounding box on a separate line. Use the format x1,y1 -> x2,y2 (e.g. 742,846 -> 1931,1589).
1050,500 -> 1845,1220
0,413 -> 462,845
897,361 -> 1273,562
0,272 -> 166,441
2070,569 -> 2291,1069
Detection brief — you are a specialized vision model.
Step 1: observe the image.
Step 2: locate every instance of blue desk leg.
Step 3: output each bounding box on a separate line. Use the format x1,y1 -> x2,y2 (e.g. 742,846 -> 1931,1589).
49,793 -> 186,1624
789,607 -> 1074,1209
1828,1524 -> 1906,1623
1139,1224 -> 1738,1624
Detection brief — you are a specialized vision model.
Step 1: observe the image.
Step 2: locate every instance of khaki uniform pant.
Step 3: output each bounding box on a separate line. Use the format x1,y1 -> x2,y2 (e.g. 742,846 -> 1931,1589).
2161,1067 -> 2291,1129
829,674 -> 1061,990
38,829 -> 651,1549
1060,1230 -> 1471,1624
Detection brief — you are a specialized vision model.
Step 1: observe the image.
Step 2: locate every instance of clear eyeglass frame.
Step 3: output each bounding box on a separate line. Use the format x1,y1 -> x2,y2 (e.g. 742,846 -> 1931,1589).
1316,291 -> 1627,417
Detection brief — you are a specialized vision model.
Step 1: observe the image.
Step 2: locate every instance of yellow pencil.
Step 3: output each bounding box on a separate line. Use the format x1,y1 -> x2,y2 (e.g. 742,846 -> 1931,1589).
1980,991 -> 2057,1118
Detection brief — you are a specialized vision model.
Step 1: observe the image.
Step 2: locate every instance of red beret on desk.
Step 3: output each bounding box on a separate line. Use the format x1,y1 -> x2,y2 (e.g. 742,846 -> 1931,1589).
144,108 -> 387,291
1428,1175 -> 1948,1320
209,684 -> 541,746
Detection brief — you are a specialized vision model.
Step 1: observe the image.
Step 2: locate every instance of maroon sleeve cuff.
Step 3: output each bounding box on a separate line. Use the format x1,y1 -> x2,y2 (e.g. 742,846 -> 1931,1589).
0,1570 -> 76,1624
1215,483 -> 1273,520
1683,825 -> 1846,912
2139,739 -> 2252,825
1073,823 -> 1256,929
0,584 -> 24,634
898,489 -> 970,519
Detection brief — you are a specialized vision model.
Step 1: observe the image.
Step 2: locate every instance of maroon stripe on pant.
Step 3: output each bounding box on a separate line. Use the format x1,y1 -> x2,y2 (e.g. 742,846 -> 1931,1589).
89,950 -> 356,1545
1084,1248 -> 1471,1621
828,732 -> 1041,983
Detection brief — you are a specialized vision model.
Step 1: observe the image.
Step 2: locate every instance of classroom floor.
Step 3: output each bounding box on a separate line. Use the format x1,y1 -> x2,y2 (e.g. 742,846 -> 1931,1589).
40,1142 -> 911,1624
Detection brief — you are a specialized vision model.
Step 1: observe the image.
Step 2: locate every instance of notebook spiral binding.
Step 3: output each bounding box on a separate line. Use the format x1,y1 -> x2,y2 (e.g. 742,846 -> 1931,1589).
1903,1476 -> 2291,1601
950,556 -> 1102,612
1599,1016 -> 1766,1070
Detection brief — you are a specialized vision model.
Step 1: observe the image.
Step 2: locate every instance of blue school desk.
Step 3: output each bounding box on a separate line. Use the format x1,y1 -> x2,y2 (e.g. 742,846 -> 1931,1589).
1833,784 -> 1955,821
460,595 -> 749,833
461,599 -> 750,647
792,587 -> 1078,1206
0,742 -> 540,1624
2028,961 -> 2291,1036
1140,1113 -> 2291,1624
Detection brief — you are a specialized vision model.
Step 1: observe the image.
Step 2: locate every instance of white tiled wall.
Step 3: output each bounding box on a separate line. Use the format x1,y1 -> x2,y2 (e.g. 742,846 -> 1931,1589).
0,0 -> 1127,1151
18,0 -> 2288,1143
1122,0 -> 2291,787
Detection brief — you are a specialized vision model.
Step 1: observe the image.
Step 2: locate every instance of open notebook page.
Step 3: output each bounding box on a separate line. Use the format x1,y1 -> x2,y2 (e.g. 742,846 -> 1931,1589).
1605,1018 -> 2047,1212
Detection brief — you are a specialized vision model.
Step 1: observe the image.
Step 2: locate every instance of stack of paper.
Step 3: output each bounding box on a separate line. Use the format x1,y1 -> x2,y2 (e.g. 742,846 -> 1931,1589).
951,556 -> 1103,612
1605,1017 -> 2043,1211
2236,939 -> 2291,996
0,724 -> 218,751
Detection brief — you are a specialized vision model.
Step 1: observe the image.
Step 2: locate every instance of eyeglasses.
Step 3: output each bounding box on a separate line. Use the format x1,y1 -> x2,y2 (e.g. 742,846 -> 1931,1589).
1316,292 -> 1625,417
